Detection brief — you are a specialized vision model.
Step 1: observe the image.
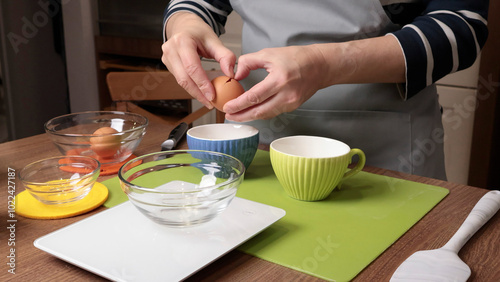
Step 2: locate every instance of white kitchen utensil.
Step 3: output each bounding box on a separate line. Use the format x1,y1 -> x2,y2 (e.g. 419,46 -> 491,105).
390,190 -> 500,282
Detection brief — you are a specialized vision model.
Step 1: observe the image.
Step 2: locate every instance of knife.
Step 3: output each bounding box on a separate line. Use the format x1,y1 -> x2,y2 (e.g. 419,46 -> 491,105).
161,122 -> 189,151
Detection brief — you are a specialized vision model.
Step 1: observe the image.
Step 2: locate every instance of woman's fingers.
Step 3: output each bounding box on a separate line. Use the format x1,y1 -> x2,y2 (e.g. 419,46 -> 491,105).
223,76 -> 278,114
162,41 -> 214,108
225,92 -> 288,121
224,45 -> 325,121
162,12 -> 237,109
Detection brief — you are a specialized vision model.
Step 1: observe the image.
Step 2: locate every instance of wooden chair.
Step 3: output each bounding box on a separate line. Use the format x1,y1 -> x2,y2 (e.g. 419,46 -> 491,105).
106,70 -> 225,126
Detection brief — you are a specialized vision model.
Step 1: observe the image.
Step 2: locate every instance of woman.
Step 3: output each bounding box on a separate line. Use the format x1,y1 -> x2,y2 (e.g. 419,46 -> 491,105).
161,0 -> 489,180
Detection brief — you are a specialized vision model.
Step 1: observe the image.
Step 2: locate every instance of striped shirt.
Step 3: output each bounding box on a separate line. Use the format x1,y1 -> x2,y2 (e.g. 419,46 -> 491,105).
164,0 -> 489,99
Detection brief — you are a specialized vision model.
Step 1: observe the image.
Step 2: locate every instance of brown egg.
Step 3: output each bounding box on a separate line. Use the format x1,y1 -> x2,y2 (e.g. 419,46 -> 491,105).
211,76 -> 244,112
90,127 -> 121,158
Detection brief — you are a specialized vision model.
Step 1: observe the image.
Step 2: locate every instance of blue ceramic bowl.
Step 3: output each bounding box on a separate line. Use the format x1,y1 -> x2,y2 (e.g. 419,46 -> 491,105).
187,124 -> 259,169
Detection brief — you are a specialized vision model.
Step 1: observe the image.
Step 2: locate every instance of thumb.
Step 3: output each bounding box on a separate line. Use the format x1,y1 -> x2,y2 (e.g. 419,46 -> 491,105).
233,52 -> 266,81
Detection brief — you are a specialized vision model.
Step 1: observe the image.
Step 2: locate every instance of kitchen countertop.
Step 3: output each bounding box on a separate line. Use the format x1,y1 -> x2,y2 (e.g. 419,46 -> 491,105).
1,119 -> 499,281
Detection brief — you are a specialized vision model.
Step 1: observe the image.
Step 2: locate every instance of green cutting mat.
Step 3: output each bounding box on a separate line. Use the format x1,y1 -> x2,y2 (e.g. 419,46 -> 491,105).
102,150 -> 449,282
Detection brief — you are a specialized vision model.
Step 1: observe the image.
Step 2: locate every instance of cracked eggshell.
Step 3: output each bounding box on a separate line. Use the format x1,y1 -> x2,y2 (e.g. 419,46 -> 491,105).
211,76 -> 244,112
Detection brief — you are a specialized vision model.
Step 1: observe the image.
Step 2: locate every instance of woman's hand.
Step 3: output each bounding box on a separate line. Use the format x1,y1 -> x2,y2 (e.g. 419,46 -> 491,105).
161,12 -> 237,108
223,36 -> 405,122
224,45 -> 328,122
223,44 -> 330,121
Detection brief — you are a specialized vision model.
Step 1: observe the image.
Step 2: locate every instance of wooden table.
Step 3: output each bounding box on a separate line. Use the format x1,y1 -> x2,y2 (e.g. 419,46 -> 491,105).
1,120 -> 499,281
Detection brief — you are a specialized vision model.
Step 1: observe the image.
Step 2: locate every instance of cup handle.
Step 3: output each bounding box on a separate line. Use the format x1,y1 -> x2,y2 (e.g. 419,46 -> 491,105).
342,148 -> 366,180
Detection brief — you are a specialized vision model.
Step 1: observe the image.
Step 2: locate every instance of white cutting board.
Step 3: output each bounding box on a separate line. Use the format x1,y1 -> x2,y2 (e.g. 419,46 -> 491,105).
34,197 -> 286,281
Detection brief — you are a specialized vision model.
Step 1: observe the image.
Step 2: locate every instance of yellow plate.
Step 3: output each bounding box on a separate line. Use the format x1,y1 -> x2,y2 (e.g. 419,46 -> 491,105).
16,182 -> 108,219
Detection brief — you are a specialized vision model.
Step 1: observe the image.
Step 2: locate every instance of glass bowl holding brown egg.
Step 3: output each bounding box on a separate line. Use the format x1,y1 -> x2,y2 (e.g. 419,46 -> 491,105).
44,111 -> 148,170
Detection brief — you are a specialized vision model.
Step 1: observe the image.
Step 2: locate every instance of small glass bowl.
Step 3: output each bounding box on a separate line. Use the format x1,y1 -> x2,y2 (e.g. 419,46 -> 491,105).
119,150 -> 245,227
44,111 -> 148,166
19,156 -> 101,205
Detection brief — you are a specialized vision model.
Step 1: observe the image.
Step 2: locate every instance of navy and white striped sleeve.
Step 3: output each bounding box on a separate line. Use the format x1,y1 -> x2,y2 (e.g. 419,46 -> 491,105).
388,0 -> 489,99
163,0 -> 233,41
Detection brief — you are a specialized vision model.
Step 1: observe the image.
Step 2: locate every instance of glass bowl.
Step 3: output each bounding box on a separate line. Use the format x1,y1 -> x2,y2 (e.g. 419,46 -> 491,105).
118,150 -> 245,227
44,111 -> 148,166
19,156 -> 101,205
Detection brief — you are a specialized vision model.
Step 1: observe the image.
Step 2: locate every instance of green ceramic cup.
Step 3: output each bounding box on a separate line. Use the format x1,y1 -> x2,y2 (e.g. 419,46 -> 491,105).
270,135 -> 366,201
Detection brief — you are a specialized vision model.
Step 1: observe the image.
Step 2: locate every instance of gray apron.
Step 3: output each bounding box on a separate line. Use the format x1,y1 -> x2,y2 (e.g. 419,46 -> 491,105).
229,0 -> 447,180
